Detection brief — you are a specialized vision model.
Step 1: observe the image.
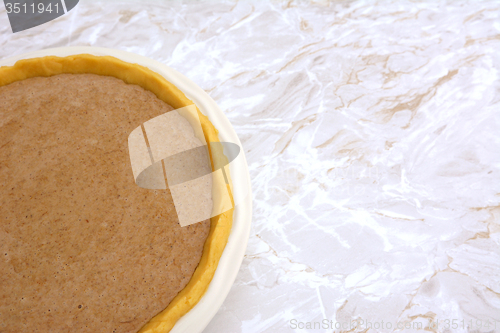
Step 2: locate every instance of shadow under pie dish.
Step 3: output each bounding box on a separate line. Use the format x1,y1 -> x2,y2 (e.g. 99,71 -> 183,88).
0,52 -> 239,333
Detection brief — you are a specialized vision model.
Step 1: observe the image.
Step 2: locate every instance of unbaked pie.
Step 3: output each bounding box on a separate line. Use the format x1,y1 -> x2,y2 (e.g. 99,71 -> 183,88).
0,54 -> 233,333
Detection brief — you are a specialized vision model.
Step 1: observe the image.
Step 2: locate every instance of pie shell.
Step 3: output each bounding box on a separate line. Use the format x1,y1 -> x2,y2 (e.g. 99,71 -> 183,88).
0,54 -> 234,333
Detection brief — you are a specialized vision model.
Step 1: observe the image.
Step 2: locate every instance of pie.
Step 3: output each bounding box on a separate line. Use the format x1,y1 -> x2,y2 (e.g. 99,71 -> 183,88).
0,54 -> 233,332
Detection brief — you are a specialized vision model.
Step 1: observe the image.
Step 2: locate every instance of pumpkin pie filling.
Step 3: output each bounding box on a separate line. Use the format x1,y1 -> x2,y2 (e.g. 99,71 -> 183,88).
0,55 -> 233,333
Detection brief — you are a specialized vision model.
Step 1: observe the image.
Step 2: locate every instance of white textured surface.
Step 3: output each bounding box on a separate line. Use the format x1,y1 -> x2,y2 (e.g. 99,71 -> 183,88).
1,1 -> 499,332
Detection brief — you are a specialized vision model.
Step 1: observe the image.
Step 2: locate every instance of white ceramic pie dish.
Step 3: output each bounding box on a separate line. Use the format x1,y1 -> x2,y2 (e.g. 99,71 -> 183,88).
0,46 -> 252,333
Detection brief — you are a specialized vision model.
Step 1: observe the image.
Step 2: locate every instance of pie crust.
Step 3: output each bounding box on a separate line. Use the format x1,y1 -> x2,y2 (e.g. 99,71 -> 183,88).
0,54 -> 233,333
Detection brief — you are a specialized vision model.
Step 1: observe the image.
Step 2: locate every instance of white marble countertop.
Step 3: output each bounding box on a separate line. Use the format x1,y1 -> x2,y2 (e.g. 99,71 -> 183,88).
1,1 -> 499,332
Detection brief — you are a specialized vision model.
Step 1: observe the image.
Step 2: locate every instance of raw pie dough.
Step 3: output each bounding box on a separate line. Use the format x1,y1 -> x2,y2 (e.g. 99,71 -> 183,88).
0,55 -> 233,333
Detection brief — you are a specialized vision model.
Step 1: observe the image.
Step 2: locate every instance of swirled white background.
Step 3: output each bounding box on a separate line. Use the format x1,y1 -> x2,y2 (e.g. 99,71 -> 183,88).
1,1 -> 499,332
